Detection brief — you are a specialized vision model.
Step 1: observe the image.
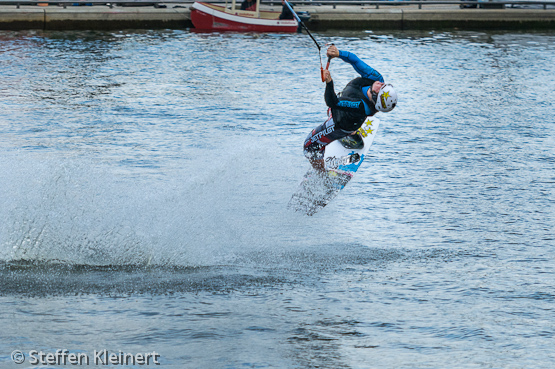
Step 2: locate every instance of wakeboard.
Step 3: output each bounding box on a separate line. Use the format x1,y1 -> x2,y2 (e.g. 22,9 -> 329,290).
288,116 -> 380,216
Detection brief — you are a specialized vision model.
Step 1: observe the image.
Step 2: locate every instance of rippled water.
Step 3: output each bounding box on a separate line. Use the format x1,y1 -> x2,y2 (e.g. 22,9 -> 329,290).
1,29 -> 554,368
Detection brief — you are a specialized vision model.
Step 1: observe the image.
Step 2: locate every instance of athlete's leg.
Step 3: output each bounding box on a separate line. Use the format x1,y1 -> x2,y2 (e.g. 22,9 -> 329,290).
303,117 -> 350,172
303,143 -> 325,173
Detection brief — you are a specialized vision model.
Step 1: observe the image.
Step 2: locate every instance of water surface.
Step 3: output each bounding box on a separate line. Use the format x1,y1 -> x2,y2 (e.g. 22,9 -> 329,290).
1,29 -> 554,368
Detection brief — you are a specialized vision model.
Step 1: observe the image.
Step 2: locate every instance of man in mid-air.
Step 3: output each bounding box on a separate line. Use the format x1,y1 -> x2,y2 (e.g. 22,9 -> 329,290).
303,45 -> 398,171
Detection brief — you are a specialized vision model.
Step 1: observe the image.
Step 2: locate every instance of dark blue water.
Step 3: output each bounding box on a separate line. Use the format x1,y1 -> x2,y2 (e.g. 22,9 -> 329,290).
1,29 -> 554,368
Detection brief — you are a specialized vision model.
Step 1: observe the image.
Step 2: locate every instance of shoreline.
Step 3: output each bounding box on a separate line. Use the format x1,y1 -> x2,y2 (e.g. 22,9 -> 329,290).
1,4 -> 555,31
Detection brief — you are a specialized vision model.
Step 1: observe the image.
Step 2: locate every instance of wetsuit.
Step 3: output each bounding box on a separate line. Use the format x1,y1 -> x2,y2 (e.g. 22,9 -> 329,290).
303,50 -> 385,160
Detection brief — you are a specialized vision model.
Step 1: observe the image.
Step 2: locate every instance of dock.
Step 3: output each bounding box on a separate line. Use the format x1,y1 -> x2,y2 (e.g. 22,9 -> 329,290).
1,1 -> 555,30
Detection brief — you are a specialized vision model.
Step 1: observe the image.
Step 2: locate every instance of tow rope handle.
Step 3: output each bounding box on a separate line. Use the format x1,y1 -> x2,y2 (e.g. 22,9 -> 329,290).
321,57 -> 331,82
321,44 -> 334,82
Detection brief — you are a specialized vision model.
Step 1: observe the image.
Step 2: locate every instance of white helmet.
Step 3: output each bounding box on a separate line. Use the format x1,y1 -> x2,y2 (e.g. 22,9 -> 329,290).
375,84 -> 397,112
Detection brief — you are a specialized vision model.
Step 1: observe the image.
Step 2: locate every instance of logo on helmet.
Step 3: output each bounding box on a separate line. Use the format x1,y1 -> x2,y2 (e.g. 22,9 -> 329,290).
375,84 -> 397,113
380,91 -> 390,109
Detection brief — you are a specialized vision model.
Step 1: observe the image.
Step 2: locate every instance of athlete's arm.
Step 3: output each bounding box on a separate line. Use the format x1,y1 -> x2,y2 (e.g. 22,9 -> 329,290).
322,59 -> 367,115
338,50 -> 385,83
324,80 -> 339,108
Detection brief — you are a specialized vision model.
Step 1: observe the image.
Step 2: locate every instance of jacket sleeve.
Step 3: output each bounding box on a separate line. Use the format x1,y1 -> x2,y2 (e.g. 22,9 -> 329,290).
324,80 -> 339,108
338,50 -> 385,83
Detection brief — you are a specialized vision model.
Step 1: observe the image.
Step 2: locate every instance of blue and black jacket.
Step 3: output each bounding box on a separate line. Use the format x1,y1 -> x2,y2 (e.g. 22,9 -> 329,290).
324,50 -> 385,132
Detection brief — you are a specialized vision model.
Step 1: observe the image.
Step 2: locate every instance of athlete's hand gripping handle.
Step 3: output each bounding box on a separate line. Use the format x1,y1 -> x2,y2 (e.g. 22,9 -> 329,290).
322,69 -> 332,83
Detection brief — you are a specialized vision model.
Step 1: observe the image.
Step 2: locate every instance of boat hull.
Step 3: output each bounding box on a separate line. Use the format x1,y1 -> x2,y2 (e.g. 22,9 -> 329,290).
191,2 -> 298,33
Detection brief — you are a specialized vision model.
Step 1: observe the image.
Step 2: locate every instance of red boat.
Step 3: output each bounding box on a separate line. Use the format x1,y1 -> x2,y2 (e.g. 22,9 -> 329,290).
191,1 -> 298,33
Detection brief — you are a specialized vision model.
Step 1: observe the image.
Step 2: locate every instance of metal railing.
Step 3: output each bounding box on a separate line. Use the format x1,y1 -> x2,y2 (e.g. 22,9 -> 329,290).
1,0 -> 554,10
